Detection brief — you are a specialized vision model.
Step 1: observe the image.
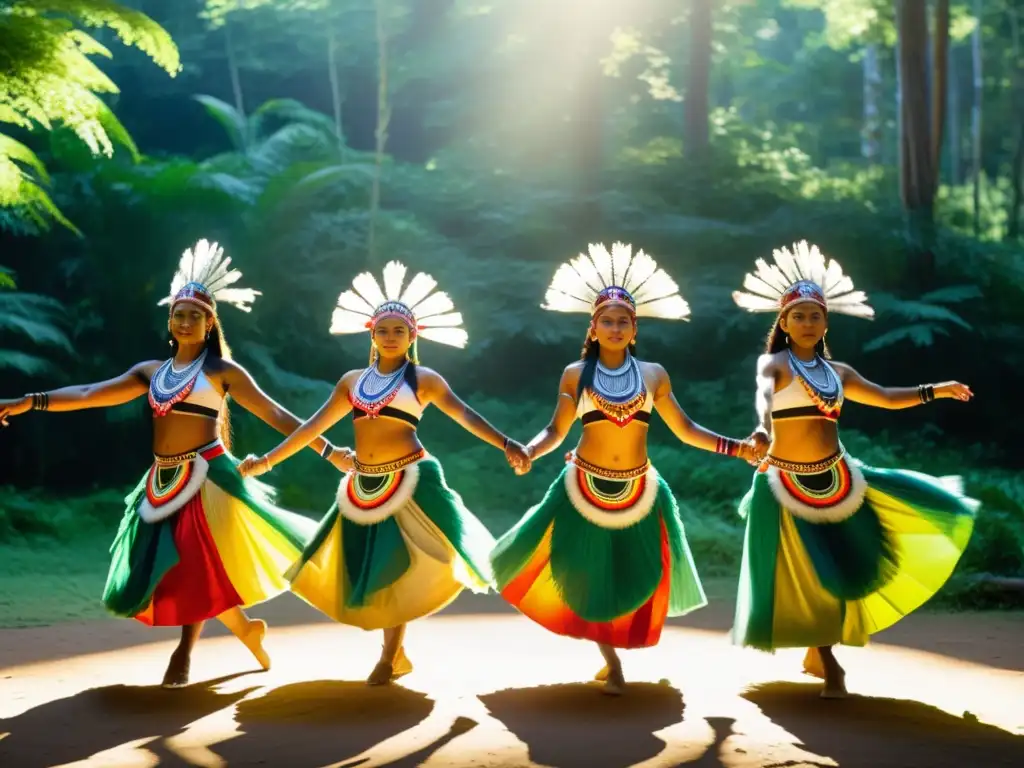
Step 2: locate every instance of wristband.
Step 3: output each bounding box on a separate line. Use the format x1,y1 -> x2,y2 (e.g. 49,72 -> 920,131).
715,436 -> 740,457
28,392 -> 49,411
917,384 -> 935,404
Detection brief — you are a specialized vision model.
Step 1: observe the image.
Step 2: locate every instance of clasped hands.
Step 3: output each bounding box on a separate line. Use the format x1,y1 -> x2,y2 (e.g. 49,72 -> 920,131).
504,438 -> 532,476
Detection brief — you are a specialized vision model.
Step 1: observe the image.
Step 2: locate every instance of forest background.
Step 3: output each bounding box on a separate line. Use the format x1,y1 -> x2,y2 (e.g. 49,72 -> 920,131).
1,0 -> 1023,625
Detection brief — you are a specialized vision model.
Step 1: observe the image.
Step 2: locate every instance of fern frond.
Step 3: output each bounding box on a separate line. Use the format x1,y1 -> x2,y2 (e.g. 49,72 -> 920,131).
863,323 -> 949,352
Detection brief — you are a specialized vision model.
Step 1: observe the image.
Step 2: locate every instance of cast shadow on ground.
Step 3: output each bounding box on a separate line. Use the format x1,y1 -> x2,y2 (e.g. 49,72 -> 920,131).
0,672 -> 257,766
480,681 -> 684,768
743,681 -> 1024,768
213,679 -> 452,768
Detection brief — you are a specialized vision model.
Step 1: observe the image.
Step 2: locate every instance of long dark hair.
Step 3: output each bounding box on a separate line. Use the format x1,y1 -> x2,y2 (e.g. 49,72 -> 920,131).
169,311 -> 233,449
765,310 -> 831,359
576,326 -> 638,400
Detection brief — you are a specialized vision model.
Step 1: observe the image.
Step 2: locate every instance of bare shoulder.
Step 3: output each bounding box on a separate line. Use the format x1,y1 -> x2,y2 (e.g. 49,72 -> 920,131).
561,361 -> 585,388
826,358 -> 854,379
133,360 -> 164,378
758,352 -> 785,375
414,365 -> 443,382
338,368 -> 365,389
638,359 -> 667,377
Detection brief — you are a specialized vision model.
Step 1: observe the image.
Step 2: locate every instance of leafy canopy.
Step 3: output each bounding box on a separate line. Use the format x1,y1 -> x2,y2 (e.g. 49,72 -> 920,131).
0,0 -> 180,230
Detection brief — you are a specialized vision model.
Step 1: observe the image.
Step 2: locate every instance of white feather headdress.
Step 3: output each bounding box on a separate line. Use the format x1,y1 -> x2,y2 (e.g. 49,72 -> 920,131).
158,239 -> 261,314
330,261 -> 468,349
541,242 -> 690,321
732,240 -> 874,319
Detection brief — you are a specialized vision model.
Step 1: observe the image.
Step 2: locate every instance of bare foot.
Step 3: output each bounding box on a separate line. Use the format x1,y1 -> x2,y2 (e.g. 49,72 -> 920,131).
602,665 -> 626,696
366,646 -> 414,686
161,649 -> 190,689
594,664 -> 609,682
821,668 -> 848,699
802,647 -> 826,680
240,618 -> 271,671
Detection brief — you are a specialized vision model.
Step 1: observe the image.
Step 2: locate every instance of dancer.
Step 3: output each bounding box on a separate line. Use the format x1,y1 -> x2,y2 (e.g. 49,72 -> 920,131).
238,261 -> 530,685
731,240 -> 978,698
490,242 -> 761,695
0,240 -> 341,687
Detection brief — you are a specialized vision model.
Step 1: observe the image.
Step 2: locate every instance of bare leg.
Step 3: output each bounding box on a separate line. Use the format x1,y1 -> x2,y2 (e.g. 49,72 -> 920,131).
367,623 -> 413,685
817,645 -> 847,698
162,622 -> 203,688
597,642 -> 625,696
217,606 -> 271,671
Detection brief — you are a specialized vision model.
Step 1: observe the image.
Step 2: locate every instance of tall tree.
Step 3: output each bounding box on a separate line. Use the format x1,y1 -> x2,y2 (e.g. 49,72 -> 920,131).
686,0 -> 713,159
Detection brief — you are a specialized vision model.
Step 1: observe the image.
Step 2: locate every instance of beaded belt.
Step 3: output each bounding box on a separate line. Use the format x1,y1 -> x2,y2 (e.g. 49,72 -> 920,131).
354,448 -> 426,476
153,440 -> 223,467
765,443 -> 845,474
568,452 -> 650,481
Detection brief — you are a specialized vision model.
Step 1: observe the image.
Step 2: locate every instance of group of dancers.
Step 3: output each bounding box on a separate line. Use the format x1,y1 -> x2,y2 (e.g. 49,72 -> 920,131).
0,239 -> 977,698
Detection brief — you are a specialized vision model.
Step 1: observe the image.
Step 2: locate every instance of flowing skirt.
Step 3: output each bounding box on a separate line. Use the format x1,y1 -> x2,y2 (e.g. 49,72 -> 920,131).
732,455 -> 978,650
491,462 -> 707,649
103,440 -> 317,626
286,456 -> 495,630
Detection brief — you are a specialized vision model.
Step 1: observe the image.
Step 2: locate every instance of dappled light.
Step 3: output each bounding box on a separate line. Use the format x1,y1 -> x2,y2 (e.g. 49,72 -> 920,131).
1,611 -> 1021,767
2,1 -> 1024,766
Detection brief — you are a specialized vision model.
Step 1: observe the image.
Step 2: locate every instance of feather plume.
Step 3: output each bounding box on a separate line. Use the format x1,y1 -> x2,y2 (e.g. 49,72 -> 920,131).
541,242 -> 690,321
732,240 -> 874,319
158,239 -> 260,313
329,262 -> 467,348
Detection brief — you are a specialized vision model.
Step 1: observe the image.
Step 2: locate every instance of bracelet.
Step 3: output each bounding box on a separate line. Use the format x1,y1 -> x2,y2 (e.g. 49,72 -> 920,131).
715,436 -> 741,457
503,436 -> 510,450
28,392 -> 49,411
918,384 -> 935,404
320,442 -> 335,460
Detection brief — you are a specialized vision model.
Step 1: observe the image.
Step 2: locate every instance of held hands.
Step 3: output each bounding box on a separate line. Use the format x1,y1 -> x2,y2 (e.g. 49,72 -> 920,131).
238,454 -> 272,478
937,382 -> 974,402
747,430 -> 770,466
505,439 -> 532,476
0,397 -> 31,427
328,446 -> 356,473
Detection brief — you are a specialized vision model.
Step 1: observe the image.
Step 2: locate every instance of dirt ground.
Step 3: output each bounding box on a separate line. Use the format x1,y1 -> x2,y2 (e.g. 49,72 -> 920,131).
1,592 -> 1022,768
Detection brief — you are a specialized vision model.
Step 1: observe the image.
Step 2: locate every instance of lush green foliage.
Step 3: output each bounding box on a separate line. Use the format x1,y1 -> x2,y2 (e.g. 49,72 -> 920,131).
1,0 -> 1023,611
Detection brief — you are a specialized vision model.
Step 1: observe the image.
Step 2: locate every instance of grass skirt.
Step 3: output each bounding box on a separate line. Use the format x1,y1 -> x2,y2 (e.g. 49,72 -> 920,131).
732,456 -> 978,650
491,462 -> 707,649
103,441 -> 317,626
286,457 -> 494,630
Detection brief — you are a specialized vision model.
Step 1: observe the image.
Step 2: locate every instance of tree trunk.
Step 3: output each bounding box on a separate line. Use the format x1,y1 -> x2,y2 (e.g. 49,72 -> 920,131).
685,0 -> 712,159
896,0 -> 937,273
368,0 -> 390,266
930,0 -> 950,188
327,28 -> 344,145
1007,7 -> 1024,239
225,22 -> 245,119
947,44 -> 961,183
971,0 -> 983,236
862,44 -> 882,162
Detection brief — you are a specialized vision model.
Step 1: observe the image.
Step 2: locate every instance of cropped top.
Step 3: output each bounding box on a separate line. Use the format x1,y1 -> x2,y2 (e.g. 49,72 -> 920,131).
350,364 -> 424,427
576,386 -> 654,426
771,355 -> 844,422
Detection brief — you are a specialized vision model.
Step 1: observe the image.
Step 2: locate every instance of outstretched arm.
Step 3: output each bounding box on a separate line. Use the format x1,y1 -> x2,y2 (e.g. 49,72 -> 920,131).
525,366 -> 579,461
239,373 -> 356,476
418,368 -> 529,470
220,360 -> 341,459
651,364 -> 756,461
834,363 -> 973,409
419,369 -> 511,449
0,361 -> 156,425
